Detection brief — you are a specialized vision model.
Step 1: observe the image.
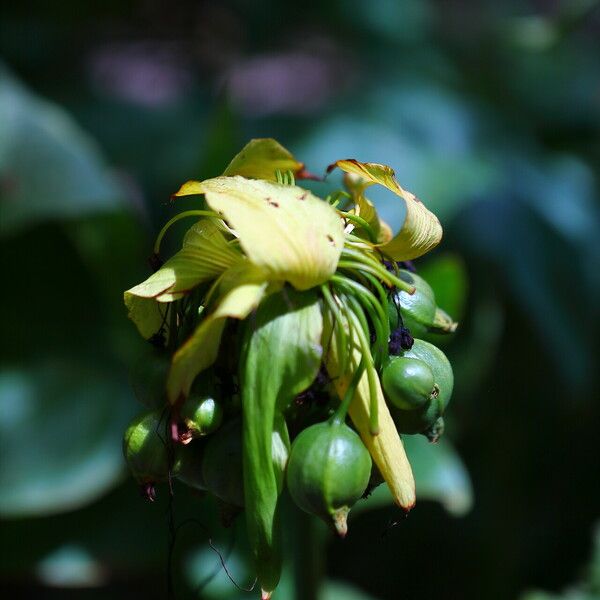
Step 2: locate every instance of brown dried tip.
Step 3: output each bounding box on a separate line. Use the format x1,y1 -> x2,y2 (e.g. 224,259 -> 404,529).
332,508 -> 349,538
295,167 -> 322,181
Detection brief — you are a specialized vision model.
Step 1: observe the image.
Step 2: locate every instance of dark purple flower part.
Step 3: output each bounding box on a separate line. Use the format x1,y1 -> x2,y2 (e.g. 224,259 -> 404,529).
384,260 -> 416,274
397,260 -> 416,273
296,365 -> 331,405
389,327 -> 414,355
383,260 -> 395,273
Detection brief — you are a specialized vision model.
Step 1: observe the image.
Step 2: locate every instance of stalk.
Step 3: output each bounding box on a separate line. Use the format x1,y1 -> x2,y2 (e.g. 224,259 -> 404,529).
320,285 -> 349,375
331,359 -> 366,426
331,275 -> 386,368
154,210 -> 222,255
338,212 -> 377,243
337,258 -> 414,294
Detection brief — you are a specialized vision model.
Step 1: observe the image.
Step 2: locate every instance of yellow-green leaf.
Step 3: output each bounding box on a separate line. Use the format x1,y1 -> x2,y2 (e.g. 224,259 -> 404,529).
124,220 -> 240,303
166,264 -> 272,402
322,310 -> 416,509
222,138 -> 304,181
174,176 -> 345,291
331,159 -> 443,260
123,294 -> 166,340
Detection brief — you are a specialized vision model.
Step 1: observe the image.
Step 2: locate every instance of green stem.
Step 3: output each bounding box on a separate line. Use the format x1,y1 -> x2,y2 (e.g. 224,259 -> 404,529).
338,212 -> 377,243
337,258 -> 414,294
321,284 -> 349,375
344,297 -> 380,435
331,273 -> 390,367
292,505 -> 324,600
331,275 -> 385,369
354,271 -> 391,365
331,359 -> 366,426
153,210 -> 221,255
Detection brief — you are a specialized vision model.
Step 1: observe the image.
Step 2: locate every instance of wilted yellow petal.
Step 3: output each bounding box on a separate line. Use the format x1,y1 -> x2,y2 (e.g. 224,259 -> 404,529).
166,264 -> 272,402
223,138 -> 304,181
175,176 -> 345,290
323,310 -> 416,510
331,159 -> 442,260
343,173 -> 386,243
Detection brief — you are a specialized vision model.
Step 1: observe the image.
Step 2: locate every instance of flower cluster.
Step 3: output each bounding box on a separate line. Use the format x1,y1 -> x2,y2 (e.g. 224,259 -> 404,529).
122,139 -> 457,599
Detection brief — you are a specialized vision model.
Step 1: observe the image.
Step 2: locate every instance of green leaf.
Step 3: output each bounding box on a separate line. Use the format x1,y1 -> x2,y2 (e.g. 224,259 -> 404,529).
222,138 -> 304,181
0,361 -> 135,517
0,65 -> 121,237
174,176 -> 345,290
240,289 -> 323,594
123,294 -> 166,341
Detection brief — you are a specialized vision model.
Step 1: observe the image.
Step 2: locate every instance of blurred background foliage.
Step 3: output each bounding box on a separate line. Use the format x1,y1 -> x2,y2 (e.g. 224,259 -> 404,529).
1,0 -> 599,599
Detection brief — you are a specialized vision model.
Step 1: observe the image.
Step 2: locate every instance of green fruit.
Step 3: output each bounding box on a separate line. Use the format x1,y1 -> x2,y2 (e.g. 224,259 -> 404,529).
202,420 -> 245,507
286,421 -> 371,536
389,395 -> 443,435
388,339 -> 454,435
403,339 -> 453,409
180,394 -> 223,437
130,346 -> 170,409
123,410 -> 169,484
382,357 -> 435,411
174,441 -> 206,491
388,270 -> 437,336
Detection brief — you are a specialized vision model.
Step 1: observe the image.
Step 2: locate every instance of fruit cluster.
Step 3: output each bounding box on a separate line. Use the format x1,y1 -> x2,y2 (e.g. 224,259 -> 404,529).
121,139 -> 457,598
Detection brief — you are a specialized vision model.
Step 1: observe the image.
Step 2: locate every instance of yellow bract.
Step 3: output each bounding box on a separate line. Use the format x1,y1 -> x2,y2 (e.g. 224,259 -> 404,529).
331,159 -> 443,260
124,220 -> 241,338
174,176 -> 345,290
222,138 -> 305,181
167,263 -> 274,402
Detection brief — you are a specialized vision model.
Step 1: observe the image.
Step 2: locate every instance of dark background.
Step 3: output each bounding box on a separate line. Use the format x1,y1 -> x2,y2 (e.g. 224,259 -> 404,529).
1,1 -> 599,599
